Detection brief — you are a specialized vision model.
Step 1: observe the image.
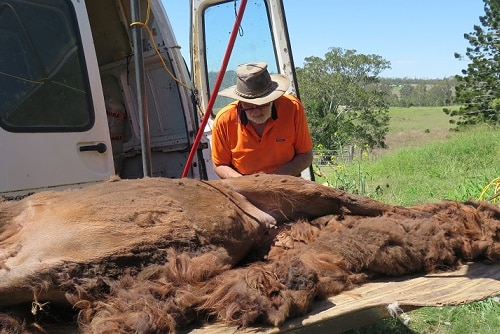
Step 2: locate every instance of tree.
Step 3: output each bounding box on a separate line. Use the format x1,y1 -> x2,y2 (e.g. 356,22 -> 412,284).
445,0 -> 500,126
296,47 -> 391,151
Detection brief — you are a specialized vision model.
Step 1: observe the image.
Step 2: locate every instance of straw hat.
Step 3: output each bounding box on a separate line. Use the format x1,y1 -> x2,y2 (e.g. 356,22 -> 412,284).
218,62 -> 290,105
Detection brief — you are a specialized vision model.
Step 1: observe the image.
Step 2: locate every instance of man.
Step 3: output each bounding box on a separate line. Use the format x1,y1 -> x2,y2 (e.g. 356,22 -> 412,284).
211,62 -> 313,179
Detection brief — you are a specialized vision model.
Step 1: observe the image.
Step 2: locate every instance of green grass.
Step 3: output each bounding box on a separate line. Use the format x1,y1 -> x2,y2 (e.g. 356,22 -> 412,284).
360,126 -> 499,205
314,107 -> 500,333
408,298 -> 500,334
315,106 -> 499,206
346,296 -> 500,334
316,125 -> 499,206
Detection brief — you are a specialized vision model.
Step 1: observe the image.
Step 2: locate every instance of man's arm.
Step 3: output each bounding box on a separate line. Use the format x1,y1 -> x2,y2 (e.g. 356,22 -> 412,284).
214,149 -> 313,179
213,164 -> 243,179
273,149 -> 313,176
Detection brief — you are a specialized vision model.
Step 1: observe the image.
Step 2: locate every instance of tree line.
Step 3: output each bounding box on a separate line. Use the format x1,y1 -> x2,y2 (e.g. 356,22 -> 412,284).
379,77 -> 456,108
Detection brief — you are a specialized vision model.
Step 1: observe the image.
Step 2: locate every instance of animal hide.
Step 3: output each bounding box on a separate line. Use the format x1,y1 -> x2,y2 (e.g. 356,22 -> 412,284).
0,174 -> 499,333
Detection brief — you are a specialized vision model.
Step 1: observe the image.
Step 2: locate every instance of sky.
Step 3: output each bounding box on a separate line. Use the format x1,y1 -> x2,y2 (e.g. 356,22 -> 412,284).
161,0 -> 485,79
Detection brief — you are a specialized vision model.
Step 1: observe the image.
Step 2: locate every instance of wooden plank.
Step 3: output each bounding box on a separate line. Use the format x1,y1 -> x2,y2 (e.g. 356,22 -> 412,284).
187,262 -> 500,333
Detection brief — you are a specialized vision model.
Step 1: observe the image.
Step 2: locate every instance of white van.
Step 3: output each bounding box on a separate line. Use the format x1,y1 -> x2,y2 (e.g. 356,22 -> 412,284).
0,0 -> 308,199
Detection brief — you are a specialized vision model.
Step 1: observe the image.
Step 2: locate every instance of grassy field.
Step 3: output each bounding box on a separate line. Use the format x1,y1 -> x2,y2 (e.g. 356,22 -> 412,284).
360,127 -> 498,206
315,106 -> 499,205
314,106 -> 500,333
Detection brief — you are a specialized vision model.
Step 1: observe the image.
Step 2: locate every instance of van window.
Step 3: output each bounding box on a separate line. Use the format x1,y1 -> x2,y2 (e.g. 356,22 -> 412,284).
0,0 -> 93,132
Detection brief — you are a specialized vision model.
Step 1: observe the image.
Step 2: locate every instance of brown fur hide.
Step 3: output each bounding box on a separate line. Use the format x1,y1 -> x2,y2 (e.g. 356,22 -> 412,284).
0,174 -> 499,333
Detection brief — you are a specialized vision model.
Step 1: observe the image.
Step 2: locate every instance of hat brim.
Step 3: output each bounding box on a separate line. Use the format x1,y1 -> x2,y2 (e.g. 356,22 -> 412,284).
218,74 -> 290,105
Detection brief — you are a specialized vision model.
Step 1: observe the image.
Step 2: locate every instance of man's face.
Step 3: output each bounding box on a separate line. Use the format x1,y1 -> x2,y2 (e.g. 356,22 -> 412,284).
240,102 -> 272,124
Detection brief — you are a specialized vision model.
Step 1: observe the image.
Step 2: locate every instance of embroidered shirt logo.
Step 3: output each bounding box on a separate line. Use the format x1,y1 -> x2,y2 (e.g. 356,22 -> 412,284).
275,138 -> 286,142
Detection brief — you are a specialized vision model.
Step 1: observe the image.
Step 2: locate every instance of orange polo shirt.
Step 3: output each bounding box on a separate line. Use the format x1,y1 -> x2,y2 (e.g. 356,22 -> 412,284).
211,94 -> 313,175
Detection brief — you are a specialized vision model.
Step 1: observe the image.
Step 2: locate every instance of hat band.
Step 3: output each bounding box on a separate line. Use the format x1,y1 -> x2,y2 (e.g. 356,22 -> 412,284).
234,81 -> 274,99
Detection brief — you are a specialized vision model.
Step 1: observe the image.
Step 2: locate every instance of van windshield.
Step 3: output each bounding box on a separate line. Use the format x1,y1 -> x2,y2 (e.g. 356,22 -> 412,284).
0,0 -> 93,132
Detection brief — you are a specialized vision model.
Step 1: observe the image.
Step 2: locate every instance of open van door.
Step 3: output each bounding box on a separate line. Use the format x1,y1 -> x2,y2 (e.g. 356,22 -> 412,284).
190,0 -> 314,180
0,0 -> 114,199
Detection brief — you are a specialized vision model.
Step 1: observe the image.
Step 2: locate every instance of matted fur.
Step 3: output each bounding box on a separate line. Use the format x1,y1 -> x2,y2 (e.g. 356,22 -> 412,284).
1,174 -> 499,333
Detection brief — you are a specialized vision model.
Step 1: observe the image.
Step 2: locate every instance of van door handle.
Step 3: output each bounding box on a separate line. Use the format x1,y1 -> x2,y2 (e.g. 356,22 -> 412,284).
79,143 -> 107,153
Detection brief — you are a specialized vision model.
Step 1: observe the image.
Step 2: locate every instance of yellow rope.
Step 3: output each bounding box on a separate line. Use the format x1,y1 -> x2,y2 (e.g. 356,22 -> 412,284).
129,0 -> 206,118
2,0 -> 205,118
129,0 -> 191,91
479,177 -> 500,203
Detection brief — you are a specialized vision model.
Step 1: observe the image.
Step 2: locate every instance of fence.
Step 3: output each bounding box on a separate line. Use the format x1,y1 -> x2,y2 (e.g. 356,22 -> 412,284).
313,146 -> 380,166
